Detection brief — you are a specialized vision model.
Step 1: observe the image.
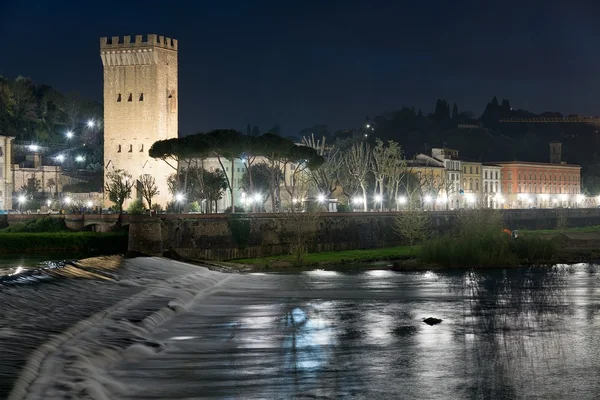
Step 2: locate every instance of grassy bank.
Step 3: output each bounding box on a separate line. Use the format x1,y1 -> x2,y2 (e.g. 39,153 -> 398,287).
0,232 -> 128,255
234,246 -> 414,268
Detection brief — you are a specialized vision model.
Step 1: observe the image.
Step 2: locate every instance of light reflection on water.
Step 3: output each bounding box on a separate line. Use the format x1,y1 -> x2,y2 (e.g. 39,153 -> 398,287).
8,263 -> 600,399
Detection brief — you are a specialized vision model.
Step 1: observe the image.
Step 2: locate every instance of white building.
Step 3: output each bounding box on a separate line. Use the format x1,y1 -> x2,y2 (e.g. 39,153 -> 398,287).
482,164 -> 502,208
431,148 -> 462,209
0,135 -> 15,211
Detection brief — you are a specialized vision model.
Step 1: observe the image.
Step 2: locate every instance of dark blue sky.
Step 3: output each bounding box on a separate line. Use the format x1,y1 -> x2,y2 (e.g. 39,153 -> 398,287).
2,0 -> 600,135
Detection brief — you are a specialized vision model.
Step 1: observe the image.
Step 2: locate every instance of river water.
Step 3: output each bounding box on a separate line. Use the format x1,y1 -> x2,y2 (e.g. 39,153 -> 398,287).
2,258 -> 600,399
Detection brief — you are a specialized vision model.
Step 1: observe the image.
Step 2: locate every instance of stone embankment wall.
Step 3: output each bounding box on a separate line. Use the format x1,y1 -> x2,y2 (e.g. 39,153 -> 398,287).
128,209 -> 600,261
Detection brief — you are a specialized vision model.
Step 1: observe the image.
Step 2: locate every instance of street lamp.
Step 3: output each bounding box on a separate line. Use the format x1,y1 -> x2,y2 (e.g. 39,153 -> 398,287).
29,144 -> 39,152
75,155 -> 85,163
46,199 -> 52,207
64,197 -> 71,205
317,194 -> 325,203
87,201 -> 93,208
374,194 -> 383,211
18,195 -> 26,212
87,120 -> 95,128
55,154 -> 65,163
66,131 -> 74,139
175,193 -> 185,213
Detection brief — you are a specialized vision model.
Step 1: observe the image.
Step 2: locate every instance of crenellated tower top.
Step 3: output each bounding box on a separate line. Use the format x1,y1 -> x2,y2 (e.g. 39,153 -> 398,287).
100,34 -> 177,51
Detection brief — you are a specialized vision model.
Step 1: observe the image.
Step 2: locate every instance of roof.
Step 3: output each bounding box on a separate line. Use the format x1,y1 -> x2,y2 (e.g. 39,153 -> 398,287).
491,161 -> 581,168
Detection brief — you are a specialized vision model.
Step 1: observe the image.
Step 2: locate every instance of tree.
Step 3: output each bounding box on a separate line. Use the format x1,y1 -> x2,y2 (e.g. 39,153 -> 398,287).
251,125 -> 260,136
343,142 -> 371,211
246,124 -> 251,136
242,163 -> 278,211
19,179 -> 41,200
370,139 -> 403,210
452,102 -> 459,120
203,169 -> 228,213
269,124 -> 281,135
104,169 -> 134,214
140,174 -> 159,209
393,211 -> 431,251
46,178 -> 57,195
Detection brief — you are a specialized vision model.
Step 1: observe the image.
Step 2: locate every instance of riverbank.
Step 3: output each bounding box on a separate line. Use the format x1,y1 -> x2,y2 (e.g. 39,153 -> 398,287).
0,232 -> 128,256
225,227 -> 600,271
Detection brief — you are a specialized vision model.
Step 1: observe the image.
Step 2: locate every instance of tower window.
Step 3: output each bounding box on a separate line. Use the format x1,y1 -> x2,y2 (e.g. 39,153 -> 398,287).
117,144 -> 121,153
129,144 -> 133,153
139,93 -> 144,101
139,144 -> 144,152
117,94 -> 122,102
128,93 -> 132,102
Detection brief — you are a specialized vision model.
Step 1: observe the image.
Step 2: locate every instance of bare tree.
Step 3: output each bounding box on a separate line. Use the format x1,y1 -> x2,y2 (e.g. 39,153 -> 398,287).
344,141 -> 371,211
46,178 -> 57,195
140,174 -> 159,209
104,169 -> 135,214
305,135 -> 340,199
371,139 -> 404,210
393,211 -> 431,251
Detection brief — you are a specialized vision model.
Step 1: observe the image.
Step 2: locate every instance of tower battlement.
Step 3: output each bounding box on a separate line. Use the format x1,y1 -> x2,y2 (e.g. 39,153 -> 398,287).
100,34 -> 177,51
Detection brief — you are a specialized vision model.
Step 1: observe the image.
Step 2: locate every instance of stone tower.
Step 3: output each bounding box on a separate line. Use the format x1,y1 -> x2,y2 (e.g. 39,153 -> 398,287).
549,141 -> 562,164
100,34 -> 178,208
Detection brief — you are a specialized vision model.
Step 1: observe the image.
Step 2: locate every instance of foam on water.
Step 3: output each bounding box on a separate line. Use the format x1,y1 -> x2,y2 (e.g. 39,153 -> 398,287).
8,259 -> 233,400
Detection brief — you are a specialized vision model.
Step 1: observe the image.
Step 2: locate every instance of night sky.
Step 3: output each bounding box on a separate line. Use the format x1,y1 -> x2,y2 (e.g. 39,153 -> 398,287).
2,0 -> 600,135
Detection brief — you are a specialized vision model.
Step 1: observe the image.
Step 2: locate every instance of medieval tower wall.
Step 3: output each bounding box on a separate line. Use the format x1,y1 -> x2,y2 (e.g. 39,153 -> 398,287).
100,34 -> 178,208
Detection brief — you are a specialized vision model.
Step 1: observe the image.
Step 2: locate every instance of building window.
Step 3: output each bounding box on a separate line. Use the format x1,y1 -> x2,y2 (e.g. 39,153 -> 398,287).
476,167 -> 479,174
139,144 -> 144,152
470,166 -> 473,174
128,93 -> 133,102
529,184 -> 532,192
485,171 -> 488,179
117,144 -> 121,153
469,178 -> 473,190
139,93 -> 144,101
475,179 -> 479,190
129,144 -> 133,152
495,182 -> 498,192
529,173 -> 532,180
508,172 -> 512,180
518,172 -> 522,180
0,166 -> 3,179
484,182 -> 488,193
117,94 -> 122,102
463,167 -> 467,173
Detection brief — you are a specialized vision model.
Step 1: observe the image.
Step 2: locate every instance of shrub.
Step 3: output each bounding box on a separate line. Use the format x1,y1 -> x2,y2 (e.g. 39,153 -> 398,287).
393,211 -> 431,249
0,232 -> 128,255
127,199 -> 145,215
228,214 -> 252,249
225,205 -> 245,213
188,201 -> 201,212
337,203 -> 351,213
1,217 -> 68,233
418,209 -> 555,267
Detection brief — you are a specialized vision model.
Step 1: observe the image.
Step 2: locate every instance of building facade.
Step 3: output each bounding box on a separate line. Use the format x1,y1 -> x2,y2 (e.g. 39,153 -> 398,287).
0,135 -> 14,211
462,161 -> 483,207
100,34 -> 178,207
431,148 -> 462,209
497,162 -> 581,208
482,164 -> 502,208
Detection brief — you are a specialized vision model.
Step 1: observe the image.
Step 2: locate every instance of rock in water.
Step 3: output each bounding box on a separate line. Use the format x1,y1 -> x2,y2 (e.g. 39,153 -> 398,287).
423,317 -> 442,325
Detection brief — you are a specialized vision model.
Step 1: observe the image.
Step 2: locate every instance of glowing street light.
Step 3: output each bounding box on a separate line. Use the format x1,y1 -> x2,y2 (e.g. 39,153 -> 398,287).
397,196 -> 407,204
18,195 -> 26,204
424,195 -> 432,203
374,194 -> 382,203
75,155 -> 85,162
64,197 -> 72,205
352,197 -> 362,206
46,199 -> 52,207
87,120 -> 95,128
253,193 -> 261,203
317,194 -> 326,203
66,131 -> 74,139
366,124 -> 370,128
29,144 -> 39,152
87,201 -> 93,208
175,193 -> 185,202
55,154 -> 65,163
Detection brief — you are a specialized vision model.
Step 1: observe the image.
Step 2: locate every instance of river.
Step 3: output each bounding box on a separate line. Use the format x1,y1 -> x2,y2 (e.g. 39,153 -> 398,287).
2,257 -> 600,399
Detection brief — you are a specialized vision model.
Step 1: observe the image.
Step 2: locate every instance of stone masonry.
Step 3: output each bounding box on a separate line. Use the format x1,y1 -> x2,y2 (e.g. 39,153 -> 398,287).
100,34 -> 178,208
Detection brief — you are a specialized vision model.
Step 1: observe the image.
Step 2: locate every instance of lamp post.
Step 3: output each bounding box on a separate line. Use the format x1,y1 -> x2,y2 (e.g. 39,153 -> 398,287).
397,196 -> 407,211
